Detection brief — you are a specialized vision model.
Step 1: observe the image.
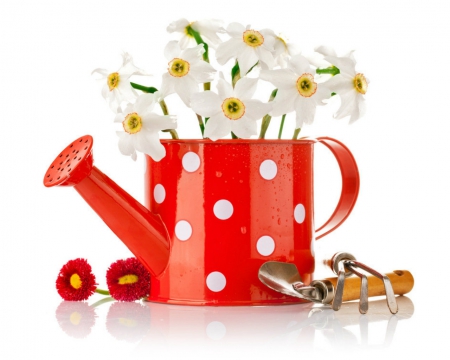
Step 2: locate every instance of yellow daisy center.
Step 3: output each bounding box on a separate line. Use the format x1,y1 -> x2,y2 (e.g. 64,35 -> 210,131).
70,273 -> 82,290
296,73 -> 317,98
243,30 -> 264,47
222,98 -> 246,120
354,73 -> 368,94
107,72 -> 120,91
118,274 -> 139,285
168,58 -> 190,77
123,113 -> 143,134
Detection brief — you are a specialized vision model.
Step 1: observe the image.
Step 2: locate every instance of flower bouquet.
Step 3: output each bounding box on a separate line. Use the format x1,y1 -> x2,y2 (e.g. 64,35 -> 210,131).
92,18 -> 368,162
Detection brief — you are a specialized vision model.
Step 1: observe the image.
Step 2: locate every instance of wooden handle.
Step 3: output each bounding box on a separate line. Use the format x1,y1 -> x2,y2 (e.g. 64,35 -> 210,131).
325,270 -> 414,302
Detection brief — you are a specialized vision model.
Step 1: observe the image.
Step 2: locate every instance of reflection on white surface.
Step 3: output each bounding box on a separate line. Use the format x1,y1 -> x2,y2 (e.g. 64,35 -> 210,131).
55,296 -> 414,353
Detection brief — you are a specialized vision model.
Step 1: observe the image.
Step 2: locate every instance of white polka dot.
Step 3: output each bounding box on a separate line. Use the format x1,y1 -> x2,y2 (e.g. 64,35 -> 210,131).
182,152 -> 200,172
257,235 -> 275,256
175,220 -> 192,241
206,272 -> 226,292
206,321 -> 226,340
259,159 -> 277,180
153,184 -> 166,204
294,204 -> 305,224
213,200 -> 233,220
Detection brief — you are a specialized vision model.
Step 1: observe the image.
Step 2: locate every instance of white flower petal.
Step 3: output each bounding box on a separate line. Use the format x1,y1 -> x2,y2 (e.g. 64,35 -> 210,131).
160,73 -> 176,98
271,89 -> 298,117
216,38 -> 242,65
117,131 -> 137,159
295,97 -> 317,127
289,54 -> 313,75
204,114 -> 231,140
314,85 -> 332,104
238,47 -> 259,76
255,47 -> 275,70
217,78 -> 234,99
324,55 -> 356,77
314,45 -> 337,57
135,131 -> 166,162
134,93 -> 156,114
174,76 -> 199,106
191,91 -> 221,117
226,22 -> 245,37
167,18 -> 190,33
231,116 -> 257,138
143,113 -> 177,132
178,35 -> 194,50
182,44 -> 205,63
325,74 -> 354,95
234,77 -> 258,100
91,68 -> 108,77
114,112 -> 124,123
260,69 -> 297,89
243,99 -> 272,120
164,41 -> 182,61
334,91 -> 358,120
349,94 -> 366,124
189,60 -> 216,83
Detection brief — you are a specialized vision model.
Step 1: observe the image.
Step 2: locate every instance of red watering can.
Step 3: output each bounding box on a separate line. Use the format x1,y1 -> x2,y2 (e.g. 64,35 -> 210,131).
44,135 -> 359,306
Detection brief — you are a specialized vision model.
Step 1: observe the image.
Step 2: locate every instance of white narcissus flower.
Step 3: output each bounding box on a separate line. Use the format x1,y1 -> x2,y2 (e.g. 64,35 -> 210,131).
216,22 -> 276,76
315,46 -> 369,123
260,54 -> 331,128
114,93 -> 177,161
92,52 -> 149,113
190,77 -> 272,140
167,18 -> 225,49
269,32 -> 301,68
160,41 -> 216,106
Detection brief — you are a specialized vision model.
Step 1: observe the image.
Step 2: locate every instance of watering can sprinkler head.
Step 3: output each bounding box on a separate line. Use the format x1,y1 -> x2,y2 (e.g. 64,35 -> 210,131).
43,135 -> 171,278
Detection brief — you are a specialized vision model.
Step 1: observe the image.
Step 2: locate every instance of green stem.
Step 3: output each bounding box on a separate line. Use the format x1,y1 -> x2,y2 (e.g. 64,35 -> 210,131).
186,25 -> 211,91
292,128 -> 301,140
130,82 -> 158,93
231,132 -> 238,139
278,114 -> 286,139
95,288 -> 110,296
231,61 -> 241,88
258,89 -> 278,139
316,66 -> 340,76
196,114 -> 205,137
159,99 -> 179,139
231,61 -> 259,88
90,296 -> 115,308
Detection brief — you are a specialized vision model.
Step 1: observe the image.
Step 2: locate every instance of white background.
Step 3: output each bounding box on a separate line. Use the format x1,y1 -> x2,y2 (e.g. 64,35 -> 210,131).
1,0 -> 449,358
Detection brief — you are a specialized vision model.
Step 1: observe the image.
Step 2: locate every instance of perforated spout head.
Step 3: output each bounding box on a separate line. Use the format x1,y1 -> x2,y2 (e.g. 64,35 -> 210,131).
43,135 -> 94,187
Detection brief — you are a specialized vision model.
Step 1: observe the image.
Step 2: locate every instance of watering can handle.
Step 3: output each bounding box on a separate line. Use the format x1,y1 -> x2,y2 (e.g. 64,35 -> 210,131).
315,137 -> 360,240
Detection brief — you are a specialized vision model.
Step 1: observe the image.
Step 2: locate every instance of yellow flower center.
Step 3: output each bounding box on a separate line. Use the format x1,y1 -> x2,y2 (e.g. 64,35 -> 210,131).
168,58 -> 190,77
118,274 -> 139,285
296,73 -> 317,98
107,72 -> 120,91
122,113 -> 142,134
222,97 -> 246,120
70,273 -> 82,290
354,73 -> 368,94
69,312 -> 82,326
119,318 -> 138,327
243,30 -> 264,47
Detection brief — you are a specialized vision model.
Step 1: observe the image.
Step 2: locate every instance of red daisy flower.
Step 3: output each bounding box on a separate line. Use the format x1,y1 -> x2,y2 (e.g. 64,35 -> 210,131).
106,258 -> 151,301
56,258 -> 97,301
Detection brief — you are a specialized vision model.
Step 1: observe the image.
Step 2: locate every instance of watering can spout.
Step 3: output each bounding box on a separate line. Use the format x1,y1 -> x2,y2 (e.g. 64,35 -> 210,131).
43,135 -> 170,277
